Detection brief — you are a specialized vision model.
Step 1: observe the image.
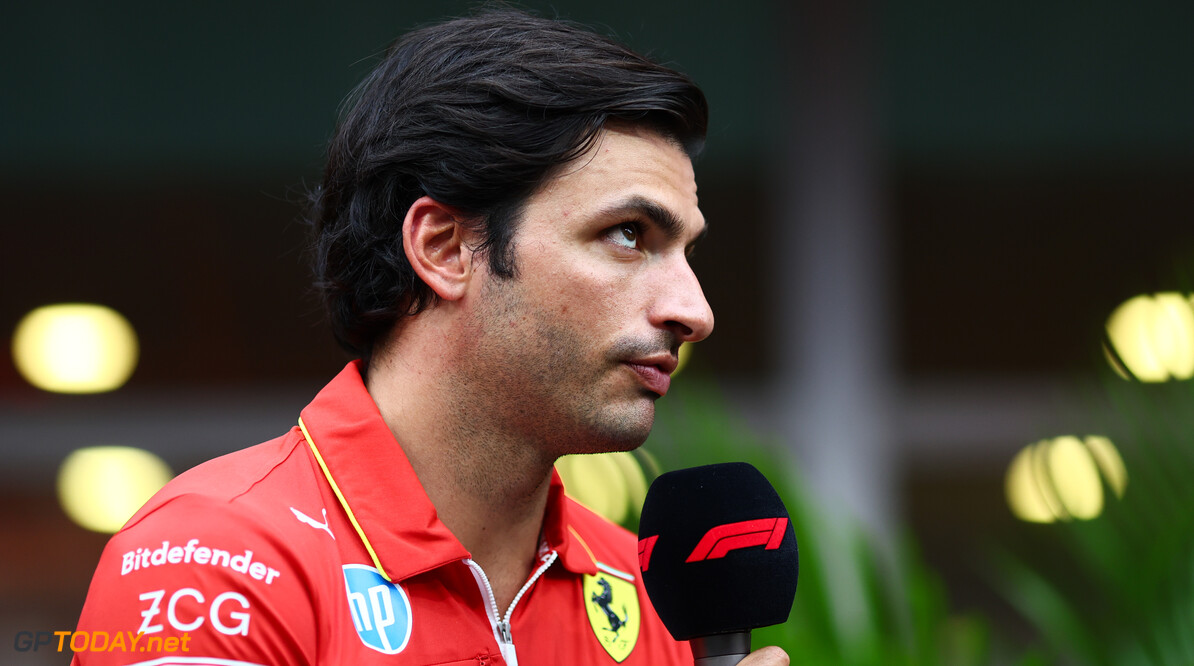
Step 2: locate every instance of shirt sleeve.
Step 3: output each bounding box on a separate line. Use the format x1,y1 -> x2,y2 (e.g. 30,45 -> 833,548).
71,493 -> 318,666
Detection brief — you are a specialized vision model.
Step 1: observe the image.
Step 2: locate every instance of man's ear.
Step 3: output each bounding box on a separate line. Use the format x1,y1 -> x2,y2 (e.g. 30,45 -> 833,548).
402,196 -> 475,302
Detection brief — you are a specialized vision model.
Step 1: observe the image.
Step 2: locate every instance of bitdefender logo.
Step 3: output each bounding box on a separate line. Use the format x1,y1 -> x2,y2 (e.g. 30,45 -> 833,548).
120,539 -> 282,585
342,564 -> 412,654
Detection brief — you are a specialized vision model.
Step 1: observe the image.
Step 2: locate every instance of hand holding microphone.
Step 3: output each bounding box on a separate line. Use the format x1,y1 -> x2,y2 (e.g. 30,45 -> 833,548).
638,463 -> 799,665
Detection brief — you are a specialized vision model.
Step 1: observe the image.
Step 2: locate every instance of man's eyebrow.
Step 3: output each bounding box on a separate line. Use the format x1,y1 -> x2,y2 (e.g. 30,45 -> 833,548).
600,195 -> 707,243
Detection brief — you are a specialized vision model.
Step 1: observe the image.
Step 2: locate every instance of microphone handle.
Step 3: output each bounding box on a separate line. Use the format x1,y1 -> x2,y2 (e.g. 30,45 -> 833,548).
691,631 -> 751,666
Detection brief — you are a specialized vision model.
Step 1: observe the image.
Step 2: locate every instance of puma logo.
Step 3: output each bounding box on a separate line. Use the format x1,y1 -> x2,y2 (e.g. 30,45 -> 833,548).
290,506 -> 335,540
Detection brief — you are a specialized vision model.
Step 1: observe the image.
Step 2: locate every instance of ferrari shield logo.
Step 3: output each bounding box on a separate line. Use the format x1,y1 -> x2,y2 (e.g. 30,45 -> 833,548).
583,572 -> 640,662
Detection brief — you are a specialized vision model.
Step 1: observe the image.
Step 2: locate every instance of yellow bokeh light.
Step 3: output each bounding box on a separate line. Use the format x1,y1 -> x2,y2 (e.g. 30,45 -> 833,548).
608,449 -> 649,510
673,342 -> 694,377
1006,435 -> 1126,523
1047,436 -> 1103,520
555,451 -> 649,525
58,446 -> 173,533
1084,435 -> 1128,498
1030,438 -> 1072,520
1101,343 -> 1133,381
1105,293 -> 1194,382
12,303 -> 139,393
1005,444 -> 1055,523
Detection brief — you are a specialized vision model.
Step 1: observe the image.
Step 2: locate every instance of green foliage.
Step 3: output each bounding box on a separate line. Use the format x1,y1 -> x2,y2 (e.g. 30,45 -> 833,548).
642,368 -> 1194,664
644,378 -> 997,665
993,375 -> 1194,665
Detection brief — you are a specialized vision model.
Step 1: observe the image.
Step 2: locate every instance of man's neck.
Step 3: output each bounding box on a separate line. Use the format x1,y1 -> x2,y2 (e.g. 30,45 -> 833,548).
364,331 -> 557,611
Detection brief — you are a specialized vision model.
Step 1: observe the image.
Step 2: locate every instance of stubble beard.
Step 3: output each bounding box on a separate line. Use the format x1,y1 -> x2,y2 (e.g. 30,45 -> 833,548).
455,274 -> 661,465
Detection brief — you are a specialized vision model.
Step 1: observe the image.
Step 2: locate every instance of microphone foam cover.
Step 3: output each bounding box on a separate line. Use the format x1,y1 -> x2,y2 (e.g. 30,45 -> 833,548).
637,462 -> 798,640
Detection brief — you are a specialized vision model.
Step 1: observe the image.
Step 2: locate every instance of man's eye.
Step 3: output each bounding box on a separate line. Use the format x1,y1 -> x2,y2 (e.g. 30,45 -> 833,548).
610,223 -> 639,249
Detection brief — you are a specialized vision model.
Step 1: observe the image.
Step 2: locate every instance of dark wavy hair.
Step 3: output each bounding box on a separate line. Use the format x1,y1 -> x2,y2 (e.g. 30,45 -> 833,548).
308,8 -> 708,358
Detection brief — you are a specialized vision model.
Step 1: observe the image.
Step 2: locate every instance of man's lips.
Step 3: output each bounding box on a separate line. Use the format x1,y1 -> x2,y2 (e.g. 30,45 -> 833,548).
623,359 -> 675,396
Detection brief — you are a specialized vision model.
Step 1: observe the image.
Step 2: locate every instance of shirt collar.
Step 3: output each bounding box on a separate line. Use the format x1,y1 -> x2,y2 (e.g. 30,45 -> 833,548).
298,361 -> 598,581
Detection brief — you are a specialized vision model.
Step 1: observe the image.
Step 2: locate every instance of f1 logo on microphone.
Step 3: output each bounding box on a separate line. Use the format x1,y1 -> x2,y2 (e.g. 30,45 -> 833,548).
638,518 -> 789,571
638,536 -> 659,572
686,518 -> 788,562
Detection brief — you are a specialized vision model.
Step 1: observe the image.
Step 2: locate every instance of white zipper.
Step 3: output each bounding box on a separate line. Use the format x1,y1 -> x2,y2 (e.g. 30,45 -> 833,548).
465,550 -> 559,666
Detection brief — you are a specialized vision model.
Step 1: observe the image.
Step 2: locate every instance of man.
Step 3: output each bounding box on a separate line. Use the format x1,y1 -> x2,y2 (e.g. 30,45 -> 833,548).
73,9 -> 789,665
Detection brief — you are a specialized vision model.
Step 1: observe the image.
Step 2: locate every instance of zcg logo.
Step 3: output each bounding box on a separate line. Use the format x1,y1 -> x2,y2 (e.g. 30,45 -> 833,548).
342,564 -> 412,654
138,588 -> 250,637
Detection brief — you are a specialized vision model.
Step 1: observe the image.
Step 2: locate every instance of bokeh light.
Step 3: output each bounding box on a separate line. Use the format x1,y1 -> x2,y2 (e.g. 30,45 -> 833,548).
1083,435 -> 1127,499
1105,293 -> 1194,382
555,451 -> 650,525
673,341 -> 693,376
12,303 -> 139,393
1006,435 -> 1128,523
1006,446 -> 1056,523
58,446 -> 173,533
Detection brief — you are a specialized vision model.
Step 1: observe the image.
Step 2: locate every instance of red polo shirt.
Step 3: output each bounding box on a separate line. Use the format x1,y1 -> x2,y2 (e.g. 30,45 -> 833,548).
72,362 -> 690,665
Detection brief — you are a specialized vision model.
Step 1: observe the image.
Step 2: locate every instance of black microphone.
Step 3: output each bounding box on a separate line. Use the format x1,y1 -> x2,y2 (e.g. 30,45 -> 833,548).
637,462 -> 799,665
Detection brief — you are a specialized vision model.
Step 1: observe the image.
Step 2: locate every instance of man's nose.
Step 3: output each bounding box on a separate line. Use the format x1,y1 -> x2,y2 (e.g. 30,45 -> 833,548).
651,259 -> 714,344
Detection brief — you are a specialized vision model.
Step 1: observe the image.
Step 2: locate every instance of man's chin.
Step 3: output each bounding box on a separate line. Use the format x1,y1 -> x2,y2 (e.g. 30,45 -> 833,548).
569,405 -> 655,455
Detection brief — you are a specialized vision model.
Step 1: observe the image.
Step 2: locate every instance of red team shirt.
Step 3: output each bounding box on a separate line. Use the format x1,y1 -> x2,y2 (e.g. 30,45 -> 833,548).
73,362 -> 691,665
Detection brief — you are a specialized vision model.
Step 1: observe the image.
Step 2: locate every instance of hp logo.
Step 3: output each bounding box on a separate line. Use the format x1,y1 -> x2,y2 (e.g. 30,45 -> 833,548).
342,564 -> 412,654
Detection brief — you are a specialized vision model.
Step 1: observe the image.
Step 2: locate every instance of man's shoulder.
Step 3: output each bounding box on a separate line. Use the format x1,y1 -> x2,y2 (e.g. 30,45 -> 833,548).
75,428 -> 324,665
105,426 -> 333,571
128,427 -> 311,526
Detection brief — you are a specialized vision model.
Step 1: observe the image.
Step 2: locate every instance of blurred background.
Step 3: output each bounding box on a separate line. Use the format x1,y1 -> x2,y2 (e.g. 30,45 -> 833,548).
3,1 -> 1193,664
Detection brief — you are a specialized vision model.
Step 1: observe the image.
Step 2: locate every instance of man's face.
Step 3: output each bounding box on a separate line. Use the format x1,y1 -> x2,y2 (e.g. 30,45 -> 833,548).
457,125 -> 714,458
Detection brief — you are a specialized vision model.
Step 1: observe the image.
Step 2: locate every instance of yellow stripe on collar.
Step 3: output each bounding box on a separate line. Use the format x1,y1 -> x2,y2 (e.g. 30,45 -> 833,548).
567,524 -> 600,569
298,416 -> 392,582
